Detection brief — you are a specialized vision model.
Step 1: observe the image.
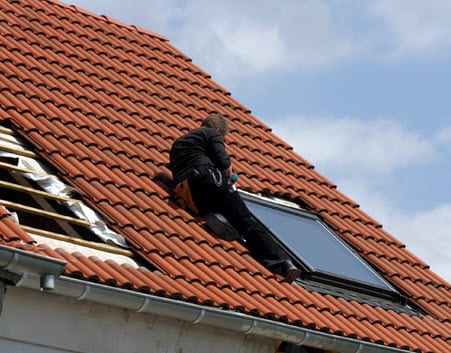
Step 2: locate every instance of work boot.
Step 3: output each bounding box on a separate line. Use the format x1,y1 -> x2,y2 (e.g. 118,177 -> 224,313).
282,260 -> 300,283
268,260 -> 300,283
204,212 -> 241,241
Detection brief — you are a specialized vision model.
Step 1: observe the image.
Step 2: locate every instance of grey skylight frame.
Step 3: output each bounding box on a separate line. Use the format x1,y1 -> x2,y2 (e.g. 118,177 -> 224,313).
239,191 -> 402,302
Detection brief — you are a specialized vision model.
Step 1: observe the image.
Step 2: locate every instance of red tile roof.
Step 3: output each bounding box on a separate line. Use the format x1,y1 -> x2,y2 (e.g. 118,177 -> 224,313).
0,1 -> 450,352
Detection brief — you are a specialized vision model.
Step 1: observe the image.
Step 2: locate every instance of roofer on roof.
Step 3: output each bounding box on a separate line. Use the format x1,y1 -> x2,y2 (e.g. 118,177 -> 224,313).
169,113 -> 300,283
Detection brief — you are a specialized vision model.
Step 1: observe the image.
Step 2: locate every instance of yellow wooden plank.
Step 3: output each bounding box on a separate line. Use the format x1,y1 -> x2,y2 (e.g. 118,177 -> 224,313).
0,126 -> 16,136
0,199 -> 90,227
20,225 -> 134,257
0,161 -> 57,178
0,180 -> 76,203
0,144 -> 38,158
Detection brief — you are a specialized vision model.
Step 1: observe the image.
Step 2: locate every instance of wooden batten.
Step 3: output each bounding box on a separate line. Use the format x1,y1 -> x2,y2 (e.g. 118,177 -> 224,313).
0,199 -> 91,227
20,225 -> 134,257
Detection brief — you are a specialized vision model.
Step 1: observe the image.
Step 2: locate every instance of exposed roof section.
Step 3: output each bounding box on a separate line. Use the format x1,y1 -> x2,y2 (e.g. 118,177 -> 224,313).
0,1 -> 449,352
0,126 -> 130,248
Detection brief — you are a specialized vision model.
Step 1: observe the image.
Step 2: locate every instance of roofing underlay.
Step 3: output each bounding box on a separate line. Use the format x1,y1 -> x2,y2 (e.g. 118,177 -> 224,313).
0,0 -> 449,352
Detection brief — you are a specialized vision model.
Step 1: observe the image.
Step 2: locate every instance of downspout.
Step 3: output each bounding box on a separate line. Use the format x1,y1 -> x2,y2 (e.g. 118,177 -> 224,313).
0,245 -> 65,291
0,246 -> 412,353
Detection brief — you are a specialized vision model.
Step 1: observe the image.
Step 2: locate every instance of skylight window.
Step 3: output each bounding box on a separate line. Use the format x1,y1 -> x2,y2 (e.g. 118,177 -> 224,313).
240,192 -> 401,302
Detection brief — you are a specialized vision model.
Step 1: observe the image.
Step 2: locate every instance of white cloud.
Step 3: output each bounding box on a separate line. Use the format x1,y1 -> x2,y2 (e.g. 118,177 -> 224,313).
369,0 -> 451,60
435,126 -> 451,152
214,20 -> 284,72
165,1 -> 357,84
152,0 -> 451,79
339,180 -> 451,282
270,115 -> 437,178
388,203 -> 451,281
173,0 -> 451,81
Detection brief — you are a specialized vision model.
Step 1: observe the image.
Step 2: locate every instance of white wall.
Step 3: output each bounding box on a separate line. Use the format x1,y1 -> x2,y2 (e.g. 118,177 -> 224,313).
0,286 -> 275,353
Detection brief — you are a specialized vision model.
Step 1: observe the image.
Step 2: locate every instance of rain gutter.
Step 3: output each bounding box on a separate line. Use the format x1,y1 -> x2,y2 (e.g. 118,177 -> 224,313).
0,245 -> 65,290
0,245 -> 412,353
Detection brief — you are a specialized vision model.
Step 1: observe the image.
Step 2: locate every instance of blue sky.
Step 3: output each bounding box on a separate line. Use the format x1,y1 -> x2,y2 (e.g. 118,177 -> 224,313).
67,0 -> 451,282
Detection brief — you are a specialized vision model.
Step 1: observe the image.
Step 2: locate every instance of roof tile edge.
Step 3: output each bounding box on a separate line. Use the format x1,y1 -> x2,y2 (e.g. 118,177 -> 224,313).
50,0 -> 169,41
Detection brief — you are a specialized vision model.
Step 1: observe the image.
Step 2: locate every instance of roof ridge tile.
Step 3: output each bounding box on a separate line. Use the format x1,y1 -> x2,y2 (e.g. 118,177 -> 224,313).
57,1 -> 168,41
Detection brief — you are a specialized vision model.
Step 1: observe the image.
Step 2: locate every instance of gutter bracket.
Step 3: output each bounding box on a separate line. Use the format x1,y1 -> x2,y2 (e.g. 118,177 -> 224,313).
243,319 -> 258,335
191,308 -> 206,324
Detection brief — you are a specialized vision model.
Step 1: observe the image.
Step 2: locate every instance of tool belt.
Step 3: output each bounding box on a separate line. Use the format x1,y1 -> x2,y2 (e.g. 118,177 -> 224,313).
173,166 -> 225,213
173,178 -> 198,213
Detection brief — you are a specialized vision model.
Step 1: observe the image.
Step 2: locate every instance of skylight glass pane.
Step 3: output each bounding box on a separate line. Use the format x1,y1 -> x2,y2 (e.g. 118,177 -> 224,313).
244,198 -> 393,290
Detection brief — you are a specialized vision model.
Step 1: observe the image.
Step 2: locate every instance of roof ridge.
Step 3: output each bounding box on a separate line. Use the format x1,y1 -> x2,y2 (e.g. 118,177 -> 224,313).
48,0 -> 169,42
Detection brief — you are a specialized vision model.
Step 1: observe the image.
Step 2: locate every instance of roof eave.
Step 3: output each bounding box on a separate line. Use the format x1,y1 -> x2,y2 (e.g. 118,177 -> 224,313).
1,246 -> 412,353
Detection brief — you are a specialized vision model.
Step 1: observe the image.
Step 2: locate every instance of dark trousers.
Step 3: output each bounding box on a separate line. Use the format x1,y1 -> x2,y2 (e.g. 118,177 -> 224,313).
188,167 -> 289,266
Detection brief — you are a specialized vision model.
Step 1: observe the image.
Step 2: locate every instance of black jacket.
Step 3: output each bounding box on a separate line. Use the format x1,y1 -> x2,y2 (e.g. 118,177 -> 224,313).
169,127 -> 231,184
